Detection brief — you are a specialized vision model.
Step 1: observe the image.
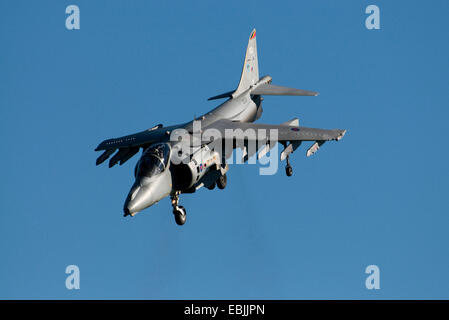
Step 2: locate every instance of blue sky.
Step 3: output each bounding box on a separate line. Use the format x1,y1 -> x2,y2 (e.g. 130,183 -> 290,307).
1,0 -> 449,299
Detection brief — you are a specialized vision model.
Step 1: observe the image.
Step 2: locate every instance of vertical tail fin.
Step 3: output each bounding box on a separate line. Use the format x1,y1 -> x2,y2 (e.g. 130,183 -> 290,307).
233,29 -> 259,97
207,29 -> 319,101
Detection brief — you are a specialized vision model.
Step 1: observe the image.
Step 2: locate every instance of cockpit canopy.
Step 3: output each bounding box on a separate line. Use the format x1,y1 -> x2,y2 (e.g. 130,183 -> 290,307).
135,143 -> 171,178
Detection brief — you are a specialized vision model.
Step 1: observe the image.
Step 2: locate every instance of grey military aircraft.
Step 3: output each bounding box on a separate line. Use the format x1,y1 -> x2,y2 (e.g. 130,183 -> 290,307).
95,29 -> 346,225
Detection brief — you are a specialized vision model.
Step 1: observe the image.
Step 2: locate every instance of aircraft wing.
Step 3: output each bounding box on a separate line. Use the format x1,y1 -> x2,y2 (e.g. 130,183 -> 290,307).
94,125 -> 170,167
203,119 -> 345,143
202,119 -> 346,159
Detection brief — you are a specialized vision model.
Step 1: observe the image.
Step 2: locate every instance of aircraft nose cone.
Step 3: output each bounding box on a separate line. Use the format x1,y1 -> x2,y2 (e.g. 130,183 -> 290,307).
123,194 -> 136,217
123,182 -> 154,217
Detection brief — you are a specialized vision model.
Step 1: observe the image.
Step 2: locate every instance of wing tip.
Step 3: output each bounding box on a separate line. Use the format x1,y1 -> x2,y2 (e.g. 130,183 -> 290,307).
336,129 -> 347,141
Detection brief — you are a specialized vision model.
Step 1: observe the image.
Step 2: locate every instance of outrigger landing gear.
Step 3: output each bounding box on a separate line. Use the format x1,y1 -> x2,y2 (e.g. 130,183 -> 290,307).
285,155 -> 293,177
171,192 -> 186,226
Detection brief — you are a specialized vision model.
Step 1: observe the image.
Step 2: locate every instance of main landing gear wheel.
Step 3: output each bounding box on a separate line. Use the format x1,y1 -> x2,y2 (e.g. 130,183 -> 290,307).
206,182 -> 216,190
171,192 -> 187,226
217,173 -> 227,189
173,206 -> 187,226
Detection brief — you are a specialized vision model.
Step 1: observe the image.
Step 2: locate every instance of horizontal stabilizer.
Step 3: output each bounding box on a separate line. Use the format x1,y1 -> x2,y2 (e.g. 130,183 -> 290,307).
251,84 -> 318,96
207,90 -> 234,101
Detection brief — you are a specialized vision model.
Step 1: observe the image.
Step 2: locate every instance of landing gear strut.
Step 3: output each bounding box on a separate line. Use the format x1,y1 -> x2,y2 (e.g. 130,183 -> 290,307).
171,192 -> 186,226
285,155 -> 293,177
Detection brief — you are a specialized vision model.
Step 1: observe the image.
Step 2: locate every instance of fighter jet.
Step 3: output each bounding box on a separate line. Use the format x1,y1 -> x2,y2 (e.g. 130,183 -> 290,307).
95,29 -> 346,225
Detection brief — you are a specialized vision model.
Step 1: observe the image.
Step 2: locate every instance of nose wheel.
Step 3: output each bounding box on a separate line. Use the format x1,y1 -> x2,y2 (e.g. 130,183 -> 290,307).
171,192 -> 187,226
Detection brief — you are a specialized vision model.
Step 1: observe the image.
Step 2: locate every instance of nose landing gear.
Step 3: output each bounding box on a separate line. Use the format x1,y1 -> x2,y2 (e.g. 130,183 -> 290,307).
171,192 -> 187,226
